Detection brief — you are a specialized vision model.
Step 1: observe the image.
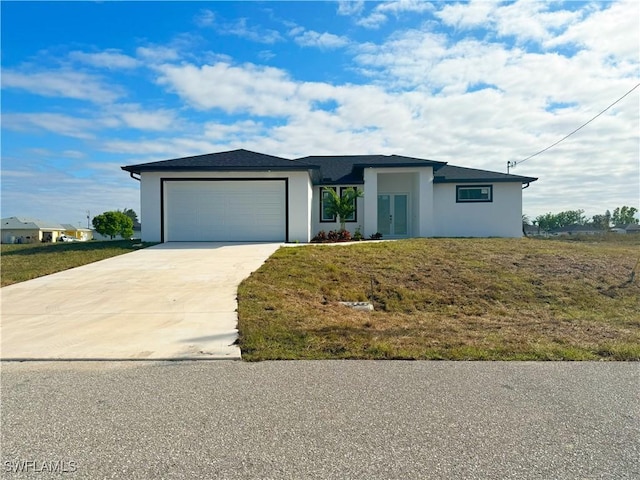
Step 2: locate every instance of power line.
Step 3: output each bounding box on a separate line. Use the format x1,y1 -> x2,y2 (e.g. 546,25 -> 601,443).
507,82 -> 640,173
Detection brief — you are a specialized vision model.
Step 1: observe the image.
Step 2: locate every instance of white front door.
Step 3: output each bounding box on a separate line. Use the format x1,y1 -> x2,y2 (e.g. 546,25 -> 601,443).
377,194 -> 409,237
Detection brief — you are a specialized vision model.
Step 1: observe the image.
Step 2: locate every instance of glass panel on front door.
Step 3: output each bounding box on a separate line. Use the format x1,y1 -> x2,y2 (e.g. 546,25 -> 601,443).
394,194 -> 408,235
377,194 -> 408,237
377,195 -> 391,236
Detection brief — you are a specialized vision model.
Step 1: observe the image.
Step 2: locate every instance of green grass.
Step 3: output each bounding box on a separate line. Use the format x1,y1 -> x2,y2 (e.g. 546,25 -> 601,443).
1,240 -> 156,287
238,236 -> 640,361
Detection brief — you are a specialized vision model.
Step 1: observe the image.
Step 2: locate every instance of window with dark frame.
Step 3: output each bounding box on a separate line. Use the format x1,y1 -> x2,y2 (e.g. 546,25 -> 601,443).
320,187 -> 337,222
340,187 -> 357,222
320,186 -> 359,222
456,185 -> 493,203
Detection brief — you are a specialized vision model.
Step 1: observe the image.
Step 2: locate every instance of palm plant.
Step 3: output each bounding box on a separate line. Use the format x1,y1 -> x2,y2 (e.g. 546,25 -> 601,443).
323,187 -> 363,231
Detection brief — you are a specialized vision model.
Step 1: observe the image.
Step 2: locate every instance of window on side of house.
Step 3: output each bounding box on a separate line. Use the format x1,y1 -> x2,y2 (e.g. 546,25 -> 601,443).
320,187 -> 337,222
456,185 -> 493,203
340,187 -> 357,222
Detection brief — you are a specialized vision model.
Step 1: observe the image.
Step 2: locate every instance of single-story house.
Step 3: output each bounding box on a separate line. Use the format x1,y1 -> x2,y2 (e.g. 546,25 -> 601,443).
611,223 -> 640,234
121,149 -> 537,243
1,217 -> 66,243
550,224 -> 604,236
62,224 -> 94,241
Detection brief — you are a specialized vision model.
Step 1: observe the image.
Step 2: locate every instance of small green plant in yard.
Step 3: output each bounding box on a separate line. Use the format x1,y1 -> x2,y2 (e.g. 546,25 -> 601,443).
1,240 -> 156,287
238,236 -> 640,361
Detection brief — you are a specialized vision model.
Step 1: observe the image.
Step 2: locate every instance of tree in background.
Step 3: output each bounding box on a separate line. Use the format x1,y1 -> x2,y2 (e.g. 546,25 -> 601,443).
535,210 -> 586,232
93,211 -> 134,239
120,208 -> 138,224
592,210 -> 612,231
611,206 -> 639,226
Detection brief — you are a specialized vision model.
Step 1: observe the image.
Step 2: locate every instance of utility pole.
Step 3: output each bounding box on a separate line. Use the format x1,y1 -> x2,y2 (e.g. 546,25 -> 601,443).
86,210 -> 90,229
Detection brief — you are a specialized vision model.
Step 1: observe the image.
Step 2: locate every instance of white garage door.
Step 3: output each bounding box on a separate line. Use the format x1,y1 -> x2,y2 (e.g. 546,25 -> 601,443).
165,180 -> 286,241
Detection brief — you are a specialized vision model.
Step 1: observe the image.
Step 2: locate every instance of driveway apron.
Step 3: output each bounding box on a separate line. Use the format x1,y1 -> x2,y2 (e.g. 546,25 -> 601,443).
0,242 -> 280,360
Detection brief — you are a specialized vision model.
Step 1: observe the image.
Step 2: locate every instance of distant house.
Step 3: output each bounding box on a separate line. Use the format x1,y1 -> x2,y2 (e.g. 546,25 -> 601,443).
550,224 -> 603,236
611,223 -> 640,234
1,217 -> 66,243
61,224 -> 94,241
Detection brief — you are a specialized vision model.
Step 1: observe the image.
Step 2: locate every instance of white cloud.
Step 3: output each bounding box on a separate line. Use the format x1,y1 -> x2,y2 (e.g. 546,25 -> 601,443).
337,1 -> 364,16
102,137 -> 221,158
258,50 -> 276,61
491,0 -> 582,44
293,30 -> 350,49
2,113 -> 96,139
194,9 -> 216,28
354,0 -> 432,29
63,150 -> 86,159
136,45 -> 180,63
546,0 -> 639,62
155,62 -> 304,116
356,11 -> 388,29
218,18 -> 283,44
203,120 -> 266,141
376,0 -> 433,15
69,50 -> 139,69
1,69 -> 122,103
436,0 -> 497,29
107,104 -> 180,131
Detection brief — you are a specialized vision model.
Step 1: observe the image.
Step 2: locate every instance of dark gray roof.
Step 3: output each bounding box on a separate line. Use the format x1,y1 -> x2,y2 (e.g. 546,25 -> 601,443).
434,165 -> 537,184
122,149 -> 537,185
121,149 -> 317,174
613,223 -> 640,232
550,224 -> 602,233
296,155 -> 447,185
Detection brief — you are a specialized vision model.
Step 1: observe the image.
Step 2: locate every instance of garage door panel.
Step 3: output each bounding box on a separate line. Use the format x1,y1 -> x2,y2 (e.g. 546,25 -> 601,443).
165,180 -> 286,242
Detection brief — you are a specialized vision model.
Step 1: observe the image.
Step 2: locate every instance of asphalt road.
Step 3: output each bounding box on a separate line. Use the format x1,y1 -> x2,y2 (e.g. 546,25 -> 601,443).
1,361 -> 638,479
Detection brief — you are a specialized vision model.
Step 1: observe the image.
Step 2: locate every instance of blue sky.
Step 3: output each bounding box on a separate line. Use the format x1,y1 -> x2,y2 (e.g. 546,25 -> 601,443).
2,0 -> 638,226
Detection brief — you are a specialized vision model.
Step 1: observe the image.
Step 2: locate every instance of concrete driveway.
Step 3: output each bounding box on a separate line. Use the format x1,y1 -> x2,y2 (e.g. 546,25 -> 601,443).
0,242 -> 280,360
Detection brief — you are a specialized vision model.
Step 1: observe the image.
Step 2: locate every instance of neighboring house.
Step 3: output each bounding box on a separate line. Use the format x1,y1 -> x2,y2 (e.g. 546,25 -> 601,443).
611,223 -> 640,234
62,224 -> 94,241
121,149 -> 537,243
1,217 -> 66,243
550,224 -> 604,236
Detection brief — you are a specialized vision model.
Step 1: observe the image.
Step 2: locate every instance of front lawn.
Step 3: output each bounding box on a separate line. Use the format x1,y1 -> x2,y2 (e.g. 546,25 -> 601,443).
1,240 -> 155,287
238,236 -> 640,361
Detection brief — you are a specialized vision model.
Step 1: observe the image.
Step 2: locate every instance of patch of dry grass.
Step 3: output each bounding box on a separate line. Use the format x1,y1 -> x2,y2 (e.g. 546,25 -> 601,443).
238,236 -> 640,361
1,240 -> 155,287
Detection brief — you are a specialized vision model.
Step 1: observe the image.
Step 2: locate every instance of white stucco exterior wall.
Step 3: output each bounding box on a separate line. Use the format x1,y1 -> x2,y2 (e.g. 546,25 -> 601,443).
363,169 -> 378,238
433,182 -> 523,237
138,170 -> 313,242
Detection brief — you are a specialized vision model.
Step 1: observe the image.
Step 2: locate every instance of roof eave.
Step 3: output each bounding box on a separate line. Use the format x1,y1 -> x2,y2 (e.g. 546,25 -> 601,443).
354,162 -> 445,169
434,177 -> 538,184
121,165 -> 319,174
